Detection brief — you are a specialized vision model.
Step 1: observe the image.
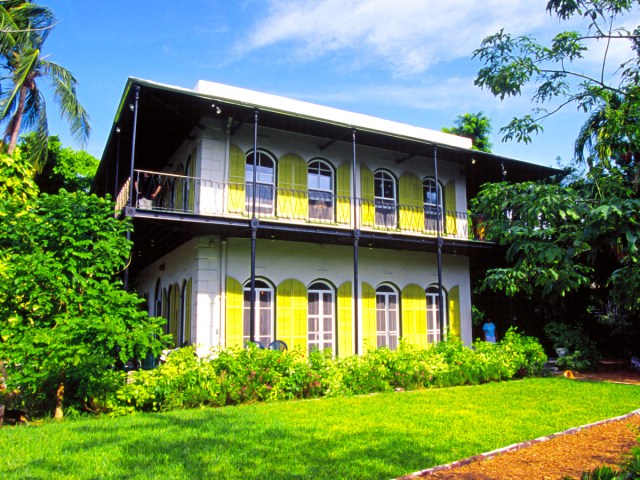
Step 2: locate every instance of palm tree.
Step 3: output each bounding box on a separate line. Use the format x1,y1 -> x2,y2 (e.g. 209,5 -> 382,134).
0,1 -> 90,170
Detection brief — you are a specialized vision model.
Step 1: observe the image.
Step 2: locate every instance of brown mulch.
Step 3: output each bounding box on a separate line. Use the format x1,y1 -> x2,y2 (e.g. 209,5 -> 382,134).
402,369 -> 640,480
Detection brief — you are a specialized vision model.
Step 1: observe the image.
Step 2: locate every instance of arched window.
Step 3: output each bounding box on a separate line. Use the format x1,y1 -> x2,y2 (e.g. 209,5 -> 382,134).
308,281 -> 335,352
376,284 -> 399,349
374,170 -> 396,228
245,150 -> 276,215
243,279 -> 274,347
423,177 -> 443,232
308,159 -> 334,222
425,285 -> 447,343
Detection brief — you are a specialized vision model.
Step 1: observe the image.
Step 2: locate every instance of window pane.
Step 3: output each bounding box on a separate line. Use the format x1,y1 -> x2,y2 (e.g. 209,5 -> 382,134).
308,292 -> 319,315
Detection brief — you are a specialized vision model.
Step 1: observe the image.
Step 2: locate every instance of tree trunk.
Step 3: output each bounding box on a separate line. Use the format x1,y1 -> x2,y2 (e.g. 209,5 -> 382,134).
6,85 -> 27,155
54,374 -> 65,421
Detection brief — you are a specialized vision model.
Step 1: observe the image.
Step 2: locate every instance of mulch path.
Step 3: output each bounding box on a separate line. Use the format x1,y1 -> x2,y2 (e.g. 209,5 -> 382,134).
400,369 -> 640,480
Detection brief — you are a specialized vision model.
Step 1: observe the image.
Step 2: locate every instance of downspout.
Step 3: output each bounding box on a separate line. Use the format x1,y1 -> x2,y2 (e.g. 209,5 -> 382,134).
433,145 -> 445,341
124,85 -> 141,290
351,128 -> 360,355
249,109 -> 259,343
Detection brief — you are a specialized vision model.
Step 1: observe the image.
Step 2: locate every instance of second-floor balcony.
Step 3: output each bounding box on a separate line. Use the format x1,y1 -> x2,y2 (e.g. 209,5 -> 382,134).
118,170 -> 488,241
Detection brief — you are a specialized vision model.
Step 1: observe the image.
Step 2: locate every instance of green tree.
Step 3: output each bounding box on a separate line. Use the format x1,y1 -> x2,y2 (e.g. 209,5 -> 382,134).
20,134 -> 98,193
0,151 -> 169,420
473,0 -> 639,175
0,1 -> 90,169
442,112 -> 493,152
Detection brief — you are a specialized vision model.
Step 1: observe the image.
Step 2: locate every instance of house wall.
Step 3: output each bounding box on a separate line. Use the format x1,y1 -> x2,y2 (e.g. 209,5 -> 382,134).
136,235 -> 223,356
190,118 -> 468,218
136,235 -> 472,354
225,238 -> 472,349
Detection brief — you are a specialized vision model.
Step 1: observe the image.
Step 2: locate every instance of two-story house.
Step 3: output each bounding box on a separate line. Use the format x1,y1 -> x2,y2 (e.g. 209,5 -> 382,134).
93,78 -> 556,356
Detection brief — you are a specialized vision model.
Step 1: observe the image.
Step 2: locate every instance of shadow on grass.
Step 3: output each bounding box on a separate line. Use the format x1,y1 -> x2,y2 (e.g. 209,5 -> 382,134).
4,378 -> 640,479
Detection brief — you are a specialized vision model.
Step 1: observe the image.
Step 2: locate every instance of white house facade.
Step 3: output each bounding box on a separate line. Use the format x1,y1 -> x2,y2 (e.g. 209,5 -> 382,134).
94,78 -> 556,357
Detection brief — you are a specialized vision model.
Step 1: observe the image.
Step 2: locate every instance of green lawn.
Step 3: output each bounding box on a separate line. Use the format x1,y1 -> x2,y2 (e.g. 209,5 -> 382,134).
2,377 -> 640,479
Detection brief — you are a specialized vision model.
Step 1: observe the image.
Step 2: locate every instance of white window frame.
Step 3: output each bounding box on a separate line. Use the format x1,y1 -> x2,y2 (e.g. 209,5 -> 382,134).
374,170 -> 397,228
245,150 -> 276,216
307,281 -> 335,353
423,177 -> 443,232
243,279 -> 274,347
426,285 -> 447,343
307,159 -> 334,222
376,284 -> 399,350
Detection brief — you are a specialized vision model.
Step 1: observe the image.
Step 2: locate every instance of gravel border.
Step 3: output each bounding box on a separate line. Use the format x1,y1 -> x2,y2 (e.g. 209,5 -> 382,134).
399,408 -> 640,479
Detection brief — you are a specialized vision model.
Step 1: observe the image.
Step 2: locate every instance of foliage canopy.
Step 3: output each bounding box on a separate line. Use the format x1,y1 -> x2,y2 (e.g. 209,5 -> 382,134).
0,151 -> 168,419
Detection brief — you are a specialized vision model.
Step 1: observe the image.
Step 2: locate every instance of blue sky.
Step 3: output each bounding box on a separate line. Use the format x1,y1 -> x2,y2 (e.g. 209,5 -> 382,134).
38,0 -> 634,167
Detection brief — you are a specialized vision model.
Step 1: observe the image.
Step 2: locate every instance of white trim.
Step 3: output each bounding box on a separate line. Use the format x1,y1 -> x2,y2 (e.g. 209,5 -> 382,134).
191,80 -> 472,149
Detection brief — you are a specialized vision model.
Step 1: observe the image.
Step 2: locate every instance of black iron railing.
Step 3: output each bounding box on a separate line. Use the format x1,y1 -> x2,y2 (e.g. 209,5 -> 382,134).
117,170 -> 488,240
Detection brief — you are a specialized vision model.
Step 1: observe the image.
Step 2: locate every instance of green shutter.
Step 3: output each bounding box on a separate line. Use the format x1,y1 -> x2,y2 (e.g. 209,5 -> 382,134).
401,284 -> 427,348
228,144 -> 246,214
398,173 -> 422,232
184,278 -> 192,344
187,152 -> 196,211
360,165 -> 374,227
444,180 -> 457,235
170,283 -> 180,347
225,276 -> 244,348
448,286 -> 461,339
277,154 -> 308,220
361,282 -> 376,351
276,279 -> 308,350
162,288 -> 169,333
336,163 -> 351,225
337,281 -> 353,357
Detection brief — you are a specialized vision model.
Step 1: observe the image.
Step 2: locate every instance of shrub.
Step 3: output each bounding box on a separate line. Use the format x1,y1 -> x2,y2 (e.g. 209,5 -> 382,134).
114,331 -> 547,414
545,322 -> 601,371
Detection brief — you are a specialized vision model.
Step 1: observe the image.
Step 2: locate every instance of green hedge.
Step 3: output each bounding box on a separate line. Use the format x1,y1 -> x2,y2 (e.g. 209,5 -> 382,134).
112,328 -> 546,414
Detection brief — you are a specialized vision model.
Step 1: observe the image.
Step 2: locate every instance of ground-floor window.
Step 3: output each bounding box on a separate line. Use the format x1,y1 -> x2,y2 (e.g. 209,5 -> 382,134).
426,285 -> 446,343
308,281 -> 335,352
376,284 -> 399,349
243,280 -> 274,347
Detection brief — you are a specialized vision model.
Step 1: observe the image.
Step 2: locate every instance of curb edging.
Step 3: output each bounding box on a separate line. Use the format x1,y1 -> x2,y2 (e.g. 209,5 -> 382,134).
399,408 -> 640,478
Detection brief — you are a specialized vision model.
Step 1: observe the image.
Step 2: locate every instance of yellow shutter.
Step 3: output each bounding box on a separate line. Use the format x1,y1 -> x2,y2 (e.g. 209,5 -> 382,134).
360,165 -> 374,227
277,154 -> 308,220
184,278 -> 192,344
228,144 -> 246,214
448,286 -> 461,339
276,279 -> 308,351
225,276 -> 244,348
361,282 -> 376,351
398,173 -> 422,232
401,284 -> 427,348
337,281 -> 353,357
444,180 -> 457,236
336,163 -> 351,225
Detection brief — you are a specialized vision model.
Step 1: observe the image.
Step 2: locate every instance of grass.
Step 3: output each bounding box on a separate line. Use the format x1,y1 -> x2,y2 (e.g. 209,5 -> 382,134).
2,377 -> 640,479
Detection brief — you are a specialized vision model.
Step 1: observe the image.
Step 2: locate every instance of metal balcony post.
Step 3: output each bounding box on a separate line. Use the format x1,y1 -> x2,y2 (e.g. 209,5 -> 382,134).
434,145 -> 445,341
352,129 -> 360,354
249,109 -> 259,343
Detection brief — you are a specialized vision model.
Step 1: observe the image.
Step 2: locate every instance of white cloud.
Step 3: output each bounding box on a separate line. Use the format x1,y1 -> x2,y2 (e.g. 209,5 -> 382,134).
237,0 -> 553,76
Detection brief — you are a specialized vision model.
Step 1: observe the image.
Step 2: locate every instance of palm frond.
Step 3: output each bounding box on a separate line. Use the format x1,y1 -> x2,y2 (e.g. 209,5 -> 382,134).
0,46 -> 39,122
42,59 -> 90,144
22,91 -> 48,171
